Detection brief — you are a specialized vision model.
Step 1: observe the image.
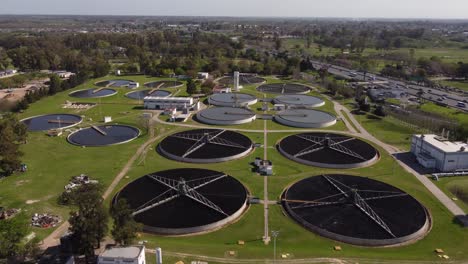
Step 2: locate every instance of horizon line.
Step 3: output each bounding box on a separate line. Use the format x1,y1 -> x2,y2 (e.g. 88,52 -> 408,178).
0,13 -> 467,21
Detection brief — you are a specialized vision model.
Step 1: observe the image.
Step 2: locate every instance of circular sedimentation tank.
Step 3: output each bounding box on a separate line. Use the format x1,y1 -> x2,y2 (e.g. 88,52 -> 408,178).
257,83 -> 311,94
95,79 -> 136,88
21,114 -> 82,131
67,125 -> 139,147
113,168 -> 249,235
125,90 -> 171,100
218,74 -> 266,85
158,129 -> 254,163
208,93 -> 258,107
273,94 -> 325,108
281,174 -> 431,247
69,88 -> 117,98
278,132 -> 379,169
274,109 -> 336,128
144,80 -> 184,89
196,107 -> 256,125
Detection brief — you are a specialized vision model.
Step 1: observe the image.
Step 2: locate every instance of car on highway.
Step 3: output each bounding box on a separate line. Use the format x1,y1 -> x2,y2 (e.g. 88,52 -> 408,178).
457,102 -> 466,108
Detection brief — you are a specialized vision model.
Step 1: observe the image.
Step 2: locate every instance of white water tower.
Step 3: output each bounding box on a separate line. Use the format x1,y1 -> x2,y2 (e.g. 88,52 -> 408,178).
234,71 -> 240,91
156,247 -> 162,264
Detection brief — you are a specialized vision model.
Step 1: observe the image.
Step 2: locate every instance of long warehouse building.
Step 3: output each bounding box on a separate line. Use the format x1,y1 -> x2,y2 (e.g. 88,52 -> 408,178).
143,96 -> 194,110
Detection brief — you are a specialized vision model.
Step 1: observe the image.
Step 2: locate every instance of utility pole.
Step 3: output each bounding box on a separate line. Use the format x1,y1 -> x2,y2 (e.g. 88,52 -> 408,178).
272,230 -> 279,262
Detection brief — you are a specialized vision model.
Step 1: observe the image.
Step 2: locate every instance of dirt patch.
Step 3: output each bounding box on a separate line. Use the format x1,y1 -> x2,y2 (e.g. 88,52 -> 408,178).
26,199 -> 40,204
0,78 -> 48,103
15,179 -> 30,186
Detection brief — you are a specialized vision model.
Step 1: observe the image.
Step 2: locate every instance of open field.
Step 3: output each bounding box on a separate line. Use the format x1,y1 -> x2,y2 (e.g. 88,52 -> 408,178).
0,74 -> 467,262
439,80 -> 468,92
419,102 -> 468,125
435,178 -> 468,213
284,39 -> 468,65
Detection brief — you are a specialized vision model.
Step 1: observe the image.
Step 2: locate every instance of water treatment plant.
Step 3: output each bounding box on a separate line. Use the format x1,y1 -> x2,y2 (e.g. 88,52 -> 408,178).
2,9 -> 468,263
125,89 -> 171,100
7,72 -> 467,263
278,132 -> 379,168
144,80 -> 184,89
218,74 -> 266,86
257,83 -> 311,94
196,107 -> 257,125
208,93 -> 258,107
273,94 -> 325,108
158,129 -> 254,163
113,168 -> 249,235
21,114 -> 83,131
69,88 -> 117,98
67,125 -> 140,147
274,109 -> 337,128
281,174 -> 431,247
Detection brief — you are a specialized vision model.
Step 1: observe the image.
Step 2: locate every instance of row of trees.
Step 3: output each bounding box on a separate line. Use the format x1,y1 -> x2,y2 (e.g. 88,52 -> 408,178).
0,31 -> 306,81
0,114 -> 27,176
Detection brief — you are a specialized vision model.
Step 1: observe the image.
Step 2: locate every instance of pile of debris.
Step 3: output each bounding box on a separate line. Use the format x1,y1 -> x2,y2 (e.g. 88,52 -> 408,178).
31,213 -> 61,228
64,174 -> 98,192
0,207 -> 20,220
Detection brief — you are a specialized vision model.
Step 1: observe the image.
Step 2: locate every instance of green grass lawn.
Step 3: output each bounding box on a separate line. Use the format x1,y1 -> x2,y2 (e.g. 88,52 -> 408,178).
434,177 -> 468,212
1,74 -> 467,262
284,38 -> 468,65
439,80 -> 468,92
419,102 -> 468,125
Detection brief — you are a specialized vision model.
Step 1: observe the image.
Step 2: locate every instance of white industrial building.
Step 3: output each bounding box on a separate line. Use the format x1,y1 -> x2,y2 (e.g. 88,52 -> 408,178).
144,96 -> 194,110
128,82 -> 139,89
197,72 -> 209,79
0,69 -> 17,77
98,246 -> 146,264
411,134 -> 468,172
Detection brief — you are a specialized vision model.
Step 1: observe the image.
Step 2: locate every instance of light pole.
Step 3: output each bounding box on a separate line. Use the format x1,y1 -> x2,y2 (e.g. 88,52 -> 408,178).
271,230 -> 279,262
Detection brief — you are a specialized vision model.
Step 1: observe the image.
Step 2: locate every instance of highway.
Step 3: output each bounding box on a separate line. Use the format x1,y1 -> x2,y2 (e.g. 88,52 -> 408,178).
311,61 -> 468,112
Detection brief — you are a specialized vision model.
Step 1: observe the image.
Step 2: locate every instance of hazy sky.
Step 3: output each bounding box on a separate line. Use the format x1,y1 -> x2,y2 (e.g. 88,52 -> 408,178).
1,0 -> 467,19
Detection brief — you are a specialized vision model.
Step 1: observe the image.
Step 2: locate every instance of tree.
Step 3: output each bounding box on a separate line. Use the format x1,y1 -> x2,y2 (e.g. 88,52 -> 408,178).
111,199 -> 142,246
48,74 -> 62,95
200,79 -> 215,95
93,58 -> 110,78
186,78 -> 197,95
0,114 -> 26,176
306,31 -> 312,49
274,37 -> 282,51
0,216 -> 29,259
69,184 -> 108,261
374,105 -> 387,117
0,48 -> 11,71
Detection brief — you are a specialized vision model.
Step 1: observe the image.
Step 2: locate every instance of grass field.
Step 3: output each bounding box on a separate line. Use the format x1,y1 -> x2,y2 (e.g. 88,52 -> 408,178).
284,39 -> 468,65
435,178 -> 468,213
1,74 -> 467,262
419,102 -> 468,126
439,80 -> 468,92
